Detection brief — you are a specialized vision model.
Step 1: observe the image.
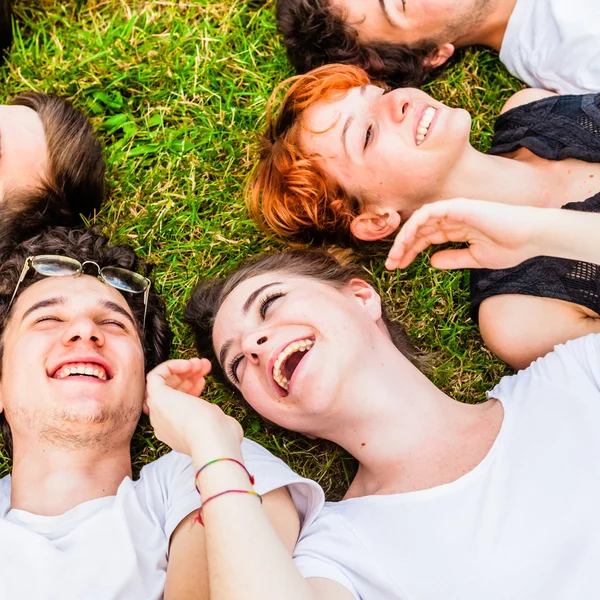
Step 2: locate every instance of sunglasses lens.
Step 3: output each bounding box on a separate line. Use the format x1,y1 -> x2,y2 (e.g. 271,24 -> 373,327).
32,255 -> 81,277
101,267 -> 148,293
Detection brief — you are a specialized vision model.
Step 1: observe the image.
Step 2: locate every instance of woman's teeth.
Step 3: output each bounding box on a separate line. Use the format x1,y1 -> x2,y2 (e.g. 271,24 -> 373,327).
273,338 -> 314,391
416,106 -> 436,146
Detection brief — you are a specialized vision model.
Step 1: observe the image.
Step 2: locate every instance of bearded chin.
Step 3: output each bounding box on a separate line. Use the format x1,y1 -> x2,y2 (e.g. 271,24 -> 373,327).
38,405 -> 141,450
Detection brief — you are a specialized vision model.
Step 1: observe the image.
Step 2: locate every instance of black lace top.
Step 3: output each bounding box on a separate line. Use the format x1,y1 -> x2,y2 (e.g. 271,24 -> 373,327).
469,93 -> 600,322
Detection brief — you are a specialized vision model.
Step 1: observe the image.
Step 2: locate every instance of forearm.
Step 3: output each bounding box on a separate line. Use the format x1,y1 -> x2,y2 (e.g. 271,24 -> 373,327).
533,208 -> 600,264
193,455 -> 318,600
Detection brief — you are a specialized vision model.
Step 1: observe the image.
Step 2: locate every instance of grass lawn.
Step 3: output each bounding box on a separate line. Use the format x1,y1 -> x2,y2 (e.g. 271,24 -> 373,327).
0,0 -> 523,498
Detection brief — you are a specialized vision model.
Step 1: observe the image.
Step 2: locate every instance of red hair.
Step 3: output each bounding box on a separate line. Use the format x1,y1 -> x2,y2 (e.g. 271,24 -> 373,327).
247,64 -> 373,245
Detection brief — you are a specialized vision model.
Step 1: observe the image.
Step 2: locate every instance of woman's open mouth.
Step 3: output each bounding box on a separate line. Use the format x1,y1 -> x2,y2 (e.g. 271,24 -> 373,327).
416,106 -> 437,146
272,338 -> 314,392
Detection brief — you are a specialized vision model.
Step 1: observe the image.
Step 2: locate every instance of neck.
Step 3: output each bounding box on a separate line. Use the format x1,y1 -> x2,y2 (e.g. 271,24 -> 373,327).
307,339 -> 498,495
430,148 -> 564,213
10,440 -> 132,516
454,0 -> 518,51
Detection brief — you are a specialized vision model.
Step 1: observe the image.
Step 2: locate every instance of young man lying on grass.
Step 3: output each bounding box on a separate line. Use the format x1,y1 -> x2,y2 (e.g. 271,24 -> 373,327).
277,0 -> 600,93
0,226 -> 322,600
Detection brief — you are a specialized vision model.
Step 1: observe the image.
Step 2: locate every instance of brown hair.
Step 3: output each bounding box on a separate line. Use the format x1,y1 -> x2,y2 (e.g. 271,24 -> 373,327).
248,64 -> 373,246
10,92 -> 105,222
0,227 -> 172,456
185,248 -> 423,396
276,0 -> 450,88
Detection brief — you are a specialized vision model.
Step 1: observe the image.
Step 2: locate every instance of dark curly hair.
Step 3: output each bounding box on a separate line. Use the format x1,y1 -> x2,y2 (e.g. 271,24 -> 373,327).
9,92 -> 106,223
276,0 -> 453,88
185,249 -> 424,398
0,226 -> 172,455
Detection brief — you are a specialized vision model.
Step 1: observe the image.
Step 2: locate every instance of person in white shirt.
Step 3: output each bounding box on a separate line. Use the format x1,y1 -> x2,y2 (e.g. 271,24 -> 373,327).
276,0 -> 600,94
0,226 -> 323,600
180,208 -> 600,599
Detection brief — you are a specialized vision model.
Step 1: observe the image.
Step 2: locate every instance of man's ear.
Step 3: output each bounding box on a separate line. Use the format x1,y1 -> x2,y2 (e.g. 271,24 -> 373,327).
350,207 -> 401,241
347,278 -> 382,322
425,43 -> 455,68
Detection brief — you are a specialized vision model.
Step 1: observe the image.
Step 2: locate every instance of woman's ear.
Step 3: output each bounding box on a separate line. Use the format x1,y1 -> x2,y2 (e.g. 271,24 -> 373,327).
350,208 -> 401,241
425,43 -> 455,68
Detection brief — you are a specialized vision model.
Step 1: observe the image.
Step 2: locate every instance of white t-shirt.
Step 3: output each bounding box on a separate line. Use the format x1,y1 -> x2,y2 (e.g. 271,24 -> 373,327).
499,0 -> 600,94
294,334 -> 600,599
0,438 -> 323,600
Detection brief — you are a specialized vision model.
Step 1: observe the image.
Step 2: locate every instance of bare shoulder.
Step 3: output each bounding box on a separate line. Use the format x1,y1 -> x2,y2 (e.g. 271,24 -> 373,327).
479,294 -> 600,370
500,88 -> 558,115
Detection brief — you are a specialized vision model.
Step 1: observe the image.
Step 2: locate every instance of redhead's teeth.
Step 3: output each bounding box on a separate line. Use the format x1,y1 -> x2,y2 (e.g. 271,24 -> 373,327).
272,338 -> 315,391
416,106 -> 437,146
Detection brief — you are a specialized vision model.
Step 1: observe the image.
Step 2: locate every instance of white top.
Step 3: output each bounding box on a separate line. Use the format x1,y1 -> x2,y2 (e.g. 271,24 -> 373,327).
294,334 -> 600,600
0,438 -> 324,600
499,0 -> 600,94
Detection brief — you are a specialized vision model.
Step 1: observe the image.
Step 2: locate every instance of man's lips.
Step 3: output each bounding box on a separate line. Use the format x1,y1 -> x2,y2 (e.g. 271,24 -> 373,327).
49,357 -> 112,381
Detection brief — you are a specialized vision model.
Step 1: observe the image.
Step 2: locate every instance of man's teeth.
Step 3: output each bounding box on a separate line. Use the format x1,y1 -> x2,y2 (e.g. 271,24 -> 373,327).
272,339 -> 314,391
416,106 -> 436,146
55,363 -> 107,380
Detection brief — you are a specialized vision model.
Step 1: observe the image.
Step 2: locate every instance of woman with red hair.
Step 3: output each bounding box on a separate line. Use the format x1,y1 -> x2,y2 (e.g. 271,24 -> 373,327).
249,64 -> 600,370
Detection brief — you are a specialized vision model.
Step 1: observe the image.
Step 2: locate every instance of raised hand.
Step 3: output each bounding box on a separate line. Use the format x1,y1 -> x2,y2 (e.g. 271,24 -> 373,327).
385,198 -> 542,271
145,358 -> 244,463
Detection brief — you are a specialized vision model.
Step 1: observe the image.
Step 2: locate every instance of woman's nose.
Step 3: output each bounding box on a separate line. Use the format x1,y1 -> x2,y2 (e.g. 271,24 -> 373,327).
385,90 -> 410,123
243,333 -> 269,364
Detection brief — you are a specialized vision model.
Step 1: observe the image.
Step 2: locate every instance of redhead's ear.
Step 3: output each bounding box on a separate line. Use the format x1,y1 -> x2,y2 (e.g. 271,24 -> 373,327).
425,43 -> 455,68
347,278 -> 382,322
350,208 -> 401,242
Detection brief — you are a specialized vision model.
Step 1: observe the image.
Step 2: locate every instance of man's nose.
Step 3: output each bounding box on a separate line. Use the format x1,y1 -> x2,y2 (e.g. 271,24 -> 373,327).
61,316 -> 105,346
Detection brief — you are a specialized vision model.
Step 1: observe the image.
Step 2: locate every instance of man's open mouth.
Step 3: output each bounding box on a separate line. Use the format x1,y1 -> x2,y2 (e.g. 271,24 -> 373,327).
52,362 -> 109,381
272,338 -> 314,392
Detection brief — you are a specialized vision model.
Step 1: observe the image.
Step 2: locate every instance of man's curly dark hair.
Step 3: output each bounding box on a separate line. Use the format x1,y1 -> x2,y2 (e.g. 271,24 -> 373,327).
0,226 -> 172,455
276,0 -> 453,87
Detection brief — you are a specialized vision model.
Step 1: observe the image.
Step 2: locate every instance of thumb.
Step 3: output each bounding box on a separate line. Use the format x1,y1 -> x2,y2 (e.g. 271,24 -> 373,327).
430,248 -> 477,270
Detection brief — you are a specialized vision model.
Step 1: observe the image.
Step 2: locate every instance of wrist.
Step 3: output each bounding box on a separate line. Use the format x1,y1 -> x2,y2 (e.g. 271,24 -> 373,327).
194,457 -> 253,498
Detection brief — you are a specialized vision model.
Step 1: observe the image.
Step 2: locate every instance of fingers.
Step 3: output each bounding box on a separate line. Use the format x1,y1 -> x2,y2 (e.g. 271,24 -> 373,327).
430,248 -> 478,270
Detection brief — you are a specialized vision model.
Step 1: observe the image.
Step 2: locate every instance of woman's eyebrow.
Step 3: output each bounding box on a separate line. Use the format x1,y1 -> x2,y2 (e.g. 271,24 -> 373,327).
219,282 -> 284,367
242,282 -> 282,314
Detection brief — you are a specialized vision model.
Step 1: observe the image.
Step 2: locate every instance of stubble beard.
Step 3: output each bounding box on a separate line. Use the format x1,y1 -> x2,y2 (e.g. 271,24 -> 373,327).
440,0 -> 497,45
14,404 -> 141,451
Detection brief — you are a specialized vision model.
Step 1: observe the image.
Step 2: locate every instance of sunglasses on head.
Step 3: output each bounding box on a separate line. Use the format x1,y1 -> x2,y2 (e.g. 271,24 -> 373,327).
8,255 -> 151,331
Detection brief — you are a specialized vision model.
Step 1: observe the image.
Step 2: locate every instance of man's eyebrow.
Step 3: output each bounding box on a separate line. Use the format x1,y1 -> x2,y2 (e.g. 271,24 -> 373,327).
342,115 -> 354,158
22,297 -> 66,321
219,282 -> 283,369
98,300 -> 136,326
379,0 -> 395,26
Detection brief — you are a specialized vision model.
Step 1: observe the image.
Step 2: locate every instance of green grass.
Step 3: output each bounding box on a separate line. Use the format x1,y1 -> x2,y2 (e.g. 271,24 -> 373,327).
0,0 -> 521,498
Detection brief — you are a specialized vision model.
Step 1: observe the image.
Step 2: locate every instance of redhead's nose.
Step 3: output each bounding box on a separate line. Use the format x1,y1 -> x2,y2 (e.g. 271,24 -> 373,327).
385,90 -> 411,123
61,316 -> 105,347
241,332 -> 269,365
